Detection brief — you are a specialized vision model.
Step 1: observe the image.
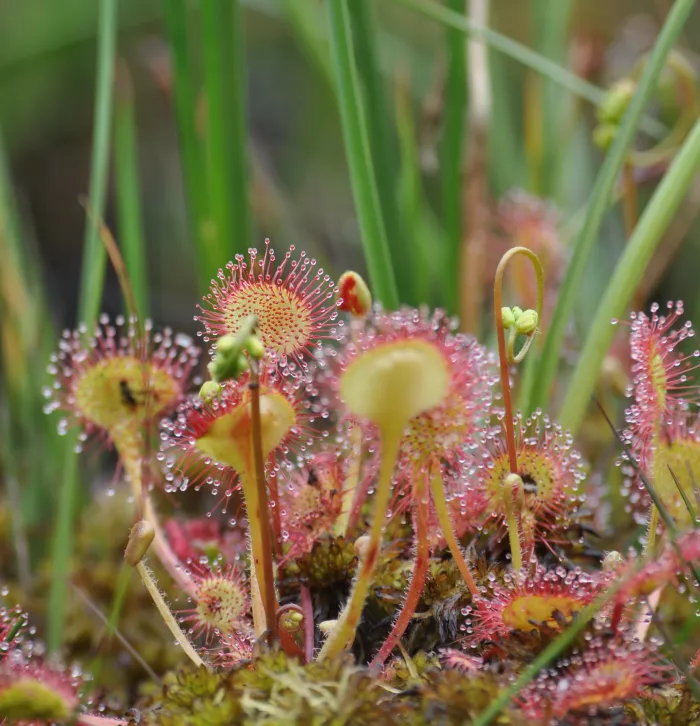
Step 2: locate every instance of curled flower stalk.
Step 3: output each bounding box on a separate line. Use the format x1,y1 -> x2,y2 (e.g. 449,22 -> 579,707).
493,247 -> 544,569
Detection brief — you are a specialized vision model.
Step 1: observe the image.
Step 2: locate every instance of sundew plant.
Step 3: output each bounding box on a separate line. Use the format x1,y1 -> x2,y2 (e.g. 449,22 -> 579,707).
5,1 -> 700,725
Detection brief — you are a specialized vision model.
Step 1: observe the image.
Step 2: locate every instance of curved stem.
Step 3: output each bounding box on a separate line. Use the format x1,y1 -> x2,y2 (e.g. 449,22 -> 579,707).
301,585 -> 315,663
371,480 -> 430,668
493,247 -> 544,474
318,425 -> 402,661
335,423 -> 363,536
429,465 -> 478,597
136,561 -> 205,668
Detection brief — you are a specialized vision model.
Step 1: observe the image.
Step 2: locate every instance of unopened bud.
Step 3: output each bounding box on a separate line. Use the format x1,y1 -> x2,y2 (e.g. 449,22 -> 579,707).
593,123 -> 617,150
279,609 -> 304,633
208,315 -> 259,382
125,520 -> 155,566
216,334 -> 238,356
245,335 -> 265,360
501,307 -> 515,329
354,534 -> 371,561
338,271 -> 372,317
319,619 -> 338,637
199,380 -> 222,402
598,78 -> 636,125
602,550 -> 625,572
514,309 -> 539,336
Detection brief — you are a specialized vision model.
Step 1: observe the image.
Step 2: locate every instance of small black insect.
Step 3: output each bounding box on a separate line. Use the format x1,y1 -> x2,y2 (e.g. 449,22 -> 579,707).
306,468 -> 319,487
521,473 -> 538,495
120,379 -> 140,408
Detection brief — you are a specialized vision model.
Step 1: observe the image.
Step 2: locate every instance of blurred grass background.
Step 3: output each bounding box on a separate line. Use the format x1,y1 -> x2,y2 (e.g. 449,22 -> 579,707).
3,0 -> 700,656
4,0 -> 699,330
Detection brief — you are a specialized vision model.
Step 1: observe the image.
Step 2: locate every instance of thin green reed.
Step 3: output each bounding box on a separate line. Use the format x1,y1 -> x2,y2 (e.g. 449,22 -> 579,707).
115,62 -> 149,319
530,0 -> 697,416
391,0 -> 665,139
49,0 -> 118,653
531,0 -> 573,197
162,0 -> 209,292
201,0 -> 250,271
77,0 -> 118,328
560,116 -> 700,435
327,0 -> 399,308
440,0 -> 468,316
349,1 -> 408,302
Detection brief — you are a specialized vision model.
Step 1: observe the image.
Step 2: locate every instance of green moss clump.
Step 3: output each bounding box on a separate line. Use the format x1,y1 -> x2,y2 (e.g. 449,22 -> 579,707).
294,536 -> 357,589
143,651 -> 407,726
141,667 -> 242,726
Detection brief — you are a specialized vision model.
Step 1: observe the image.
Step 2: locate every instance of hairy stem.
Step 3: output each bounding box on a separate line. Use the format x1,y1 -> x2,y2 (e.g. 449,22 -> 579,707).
493,247 -> 544,472
335,423 -> 363,536
318,425 -> 402,660
136,560 -> 205,668
502,473 -> 523,571
301,585 -> 315,663
429,465 -> 478,597
371,479 -> 430,668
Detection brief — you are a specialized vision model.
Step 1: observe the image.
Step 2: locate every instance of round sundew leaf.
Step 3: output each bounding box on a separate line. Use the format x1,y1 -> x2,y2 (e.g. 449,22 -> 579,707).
340,339 -> 449,429
0,678 -> 72,721
73,356 -> 181,431
501,593 -> 581,632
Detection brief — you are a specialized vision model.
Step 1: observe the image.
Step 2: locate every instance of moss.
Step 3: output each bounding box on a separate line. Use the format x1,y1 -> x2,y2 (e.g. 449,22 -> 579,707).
294,536 -> 357,589
141,667 -> 242,726
626,684 -> 700,725
416,669 -> 523,725
143,651 -> 407,726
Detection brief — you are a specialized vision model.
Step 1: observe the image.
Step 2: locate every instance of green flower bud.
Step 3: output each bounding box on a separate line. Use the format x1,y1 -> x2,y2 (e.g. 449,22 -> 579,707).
593,123 -> 617,150
514,309 -> 539,336
501,307 -> 516,329
199,380 -> 223,403
598,78 -> 636,124
244,334 -> 265,360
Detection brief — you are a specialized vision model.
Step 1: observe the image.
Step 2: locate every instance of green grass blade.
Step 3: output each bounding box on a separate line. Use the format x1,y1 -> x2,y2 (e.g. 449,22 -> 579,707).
530,0 -> 695,415
559,115 -> 700,434
48,438 -> 80,652
349,1 -> 407,302
115,62 -> 149,319
49,0 -> 118,654
327,0 -> 398,308
201,0 -> 249,271
390,0 -> 665,140
281,0 -> 334,90
77,0 -> 118,329
162,0 -> 210,291
531,0 -> 573,196
395,72 -> 438,306
440,0 -> 467,316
